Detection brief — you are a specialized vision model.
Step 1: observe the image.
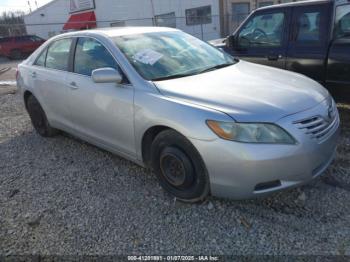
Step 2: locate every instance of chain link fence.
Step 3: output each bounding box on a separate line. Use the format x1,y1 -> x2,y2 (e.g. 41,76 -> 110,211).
0,14 -> 250,41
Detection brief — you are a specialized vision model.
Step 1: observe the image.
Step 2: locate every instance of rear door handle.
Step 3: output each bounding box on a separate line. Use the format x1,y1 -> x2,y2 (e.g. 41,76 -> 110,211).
31,72 -> 36,78
69,81 -> 78,89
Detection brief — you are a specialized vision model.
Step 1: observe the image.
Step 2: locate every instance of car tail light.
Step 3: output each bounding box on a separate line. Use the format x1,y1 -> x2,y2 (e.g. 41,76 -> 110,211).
16,66 -> 19,80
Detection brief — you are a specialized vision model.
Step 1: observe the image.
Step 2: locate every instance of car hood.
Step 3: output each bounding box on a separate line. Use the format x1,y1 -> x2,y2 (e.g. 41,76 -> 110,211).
154,61 -> 329,122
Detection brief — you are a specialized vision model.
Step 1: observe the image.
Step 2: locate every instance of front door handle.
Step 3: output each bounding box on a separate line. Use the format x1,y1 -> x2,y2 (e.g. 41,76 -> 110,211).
69,81 -> 78,89
267,54 -> 283,61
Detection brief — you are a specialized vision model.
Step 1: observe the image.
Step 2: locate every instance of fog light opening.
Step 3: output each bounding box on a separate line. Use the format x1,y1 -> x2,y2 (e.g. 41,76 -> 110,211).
254,180 -> 282,192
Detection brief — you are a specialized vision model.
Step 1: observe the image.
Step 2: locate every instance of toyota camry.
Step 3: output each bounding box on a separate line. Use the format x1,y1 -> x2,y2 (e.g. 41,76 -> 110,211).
16,27 -> 340,202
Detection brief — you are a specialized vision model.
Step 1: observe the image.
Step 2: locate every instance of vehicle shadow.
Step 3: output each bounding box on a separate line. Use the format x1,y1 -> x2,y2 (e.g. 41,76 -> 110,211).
1,124 -> 348,213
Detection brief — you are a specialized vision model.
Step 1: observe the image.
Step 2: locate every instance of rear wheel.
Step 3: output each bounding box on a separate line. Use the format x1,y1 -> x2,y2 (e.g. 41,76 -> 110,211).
151,130 -> 209,202
26,95 -> 59,137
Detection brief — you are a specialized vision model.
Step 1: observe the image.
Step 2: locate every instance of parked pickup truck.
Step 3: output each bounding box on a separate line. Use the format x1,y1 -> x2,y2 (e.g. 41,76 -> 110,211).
0,35 -> 45,59
211,0 -> 350,98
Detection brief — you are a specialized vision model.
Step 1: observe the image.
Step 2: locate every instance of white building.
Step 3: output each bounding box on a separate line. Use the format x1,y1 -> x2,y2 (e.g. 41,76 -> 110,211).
24,0 -> 222,41
24,0 -> 298,41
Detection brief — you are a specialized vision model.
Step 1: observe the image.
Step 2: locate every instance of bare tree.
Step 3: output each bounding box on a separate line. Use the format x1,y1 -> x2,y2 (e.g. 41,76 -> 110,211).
0,11 -> 27,37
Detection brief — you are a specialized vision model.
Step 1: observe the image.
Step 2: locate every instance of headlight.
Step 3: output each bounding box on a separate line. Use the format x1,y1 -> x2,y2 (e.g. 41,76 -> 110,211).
206,120 -> 296,144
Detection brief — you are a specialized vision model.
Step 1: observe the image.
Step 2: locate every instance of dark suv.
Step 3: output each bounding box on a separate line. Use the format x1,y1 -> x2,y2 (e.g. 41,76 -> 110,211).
212,0 -> 350,98
0,35 -> 45,59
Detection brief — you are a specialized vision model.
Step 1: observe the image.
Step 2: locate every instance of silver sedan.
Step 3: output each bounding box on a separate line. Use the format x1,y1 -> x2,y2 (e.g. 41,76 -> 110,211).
16,27 -> 340,202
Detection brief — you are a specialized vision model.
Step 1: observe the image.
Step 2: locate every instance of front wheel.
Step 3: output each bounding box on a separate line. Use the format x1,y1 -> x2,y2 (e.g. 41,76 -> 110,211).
26,95 -> 59,137
151,130 -> 209,202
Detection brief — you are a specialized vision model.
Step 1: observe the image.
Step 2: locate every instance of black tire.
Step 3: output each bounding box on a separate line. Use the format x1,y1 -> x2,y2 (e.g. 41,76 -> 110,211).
10,49 -> 22,60
26,95 -> 59,137
151,130 -> 209,202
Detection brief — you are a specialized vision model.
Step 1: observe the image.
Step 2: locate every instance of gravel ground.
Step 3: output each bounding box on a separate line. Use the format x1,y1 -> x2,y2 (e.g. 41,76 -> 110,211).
0,59 -> 349,256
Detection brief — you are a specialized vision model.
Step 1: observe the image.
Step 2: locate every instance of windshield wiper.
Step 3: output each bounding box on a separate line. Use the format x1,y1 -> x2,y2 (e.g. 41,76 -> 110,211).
151,62 -> 235,81
196,62 -> 235,74
151,73 -> 195,81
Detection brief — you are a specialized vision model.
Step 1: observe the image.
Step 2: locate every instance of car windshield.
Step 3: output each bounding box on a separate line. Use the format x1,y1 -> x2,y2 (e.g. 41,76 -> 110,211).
113,31 -> 236,81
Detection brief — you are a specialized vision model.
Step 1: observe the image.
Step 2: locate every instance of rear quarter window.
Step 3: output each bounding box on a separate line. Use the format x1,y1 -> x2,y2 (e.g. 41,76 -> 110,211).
34,48 -> 47,67
46,38 -> 72,71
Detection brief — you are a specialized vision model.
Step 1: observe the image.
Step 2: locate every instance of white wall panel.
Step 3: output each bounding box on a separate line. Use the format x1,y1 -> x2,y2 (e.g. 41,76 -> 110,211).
25,0 -> 221,40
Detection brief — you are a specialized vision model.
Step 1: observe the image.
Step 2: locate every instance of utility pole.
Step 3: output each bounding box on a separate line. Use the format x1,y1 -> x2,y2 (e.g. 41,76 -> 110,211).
150,0 -> 156,26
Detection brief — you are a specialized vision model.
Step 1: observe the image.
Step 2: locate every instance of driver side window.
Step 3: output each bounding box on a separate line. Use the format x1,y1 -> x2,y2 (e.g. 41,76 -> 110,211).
238,12 -> 285,48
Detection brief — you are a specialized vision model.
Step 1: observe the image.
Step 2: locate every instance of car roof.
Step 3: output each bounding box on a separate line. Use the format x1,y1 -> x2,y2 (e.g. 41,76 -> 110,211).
257,0 -> 332,10
58,26 -> 180,39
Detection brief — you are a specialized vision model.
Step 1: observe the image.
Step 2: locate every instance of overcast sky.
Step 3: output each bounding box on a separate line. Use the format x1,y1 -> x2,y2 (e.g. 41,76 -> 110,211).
0,0 -> 52,14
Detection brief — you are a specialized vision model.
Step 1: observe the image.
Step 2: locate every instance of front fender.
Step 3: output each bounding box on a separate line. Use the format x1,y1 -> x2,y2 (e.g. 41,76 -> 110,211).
134,90 -> 233,160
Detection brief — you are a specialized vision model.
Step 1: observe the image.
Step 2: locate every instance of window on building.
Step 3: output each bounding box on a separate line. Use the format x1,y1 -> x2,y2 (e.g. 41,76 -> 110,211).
259,2 -> 274,8
110,21 -> 126,27
295,12 -> 321,43
74,37 -> 118,76
232,3 -> 250,28
46,38 -> 72,71
238,12 -> 285,48
34,48 -> 47,67
185,6 -> 212,26
335,4 -> 350,38
155,12 -> 176,28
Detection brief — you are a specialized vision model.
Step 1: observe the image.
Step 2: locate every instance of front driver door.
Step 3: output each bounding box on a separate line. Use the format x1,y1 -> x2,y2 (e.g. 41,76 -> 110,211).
232,8 -> 290,69
66,37 -> 135,157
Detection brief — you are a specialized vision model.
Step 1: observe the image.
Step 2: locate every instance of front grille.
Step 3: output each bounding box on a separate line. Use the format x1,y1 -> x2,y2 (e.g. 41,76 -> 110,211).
293,101 -> 339,142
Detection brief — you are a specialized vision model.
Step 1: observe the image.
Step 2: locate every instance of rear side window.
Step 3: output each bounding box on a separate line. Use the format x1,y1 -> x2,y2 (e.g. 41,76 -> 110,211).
74,37 -> 118,76
0,37 -> 11,43
16,36 -> 29,42
295,12 -> 321,43
34,48 -> 47,67
335,5 -> 350,38
292,6 -> 329,46
46,38 -> 72,71
30,36 -> 43,42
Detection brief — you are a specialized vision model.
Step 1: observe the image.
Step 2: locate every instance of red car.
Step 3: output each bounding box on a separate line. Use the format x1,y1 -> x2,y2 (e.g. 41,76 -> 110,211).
0,35 -> 45,59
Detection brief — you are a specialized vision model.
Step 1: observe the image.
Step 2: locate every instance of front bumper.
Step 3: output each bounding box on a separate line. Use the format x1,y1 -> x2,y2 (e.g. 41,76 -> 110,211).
190,100 -> 340,200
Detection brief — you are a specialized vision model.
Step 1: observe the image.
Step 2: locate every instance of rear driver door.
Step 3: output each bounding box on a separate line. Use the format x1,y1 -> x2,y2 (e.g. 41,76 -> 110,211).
326,3 -> 350,95
286,4 -> 331,82
31,38 -> 73,128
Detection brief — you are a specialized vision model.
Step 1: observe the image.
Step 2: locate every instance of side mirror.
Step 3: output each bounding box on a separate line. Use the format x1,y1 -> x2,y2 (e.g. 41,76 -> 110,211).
225,35 -> 236,49
92,67 -> 123,84
229,34 -> 250,51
